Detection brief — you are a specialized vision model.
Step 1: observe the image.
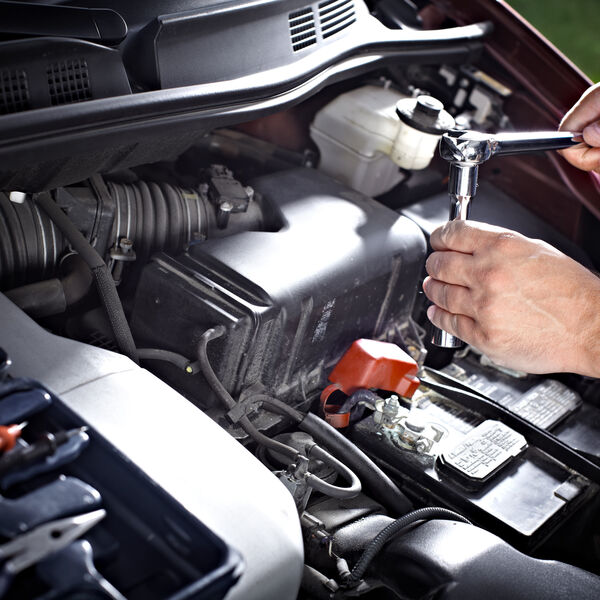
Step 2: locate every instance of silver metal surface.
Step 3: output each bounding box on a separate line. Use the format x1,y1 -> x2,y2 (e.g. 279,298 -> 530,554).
449,162 -> 477,221
431,162 -> 476,347
1,509 -> 106,574
431,129 -> 581,348
439,130 -> 581,164
431,326 -> 464,348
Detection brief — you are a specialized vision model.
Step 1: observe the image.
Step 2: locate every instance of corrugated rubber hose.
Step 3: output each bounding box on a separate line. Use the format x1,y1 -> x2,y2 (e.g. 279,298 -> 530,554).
35,192 -> 138,363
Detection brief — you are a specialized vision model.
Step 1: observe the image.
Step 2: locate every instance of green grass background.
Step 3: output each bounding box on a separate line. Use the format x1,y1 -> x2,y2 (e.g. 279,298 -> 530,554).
509,0 -> 599,82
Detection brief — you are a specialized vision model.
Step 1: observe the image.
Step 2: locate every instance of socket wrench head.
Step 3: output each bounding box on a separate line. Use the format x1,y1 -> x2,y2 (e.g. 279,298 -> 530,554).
439,130 -> 498,165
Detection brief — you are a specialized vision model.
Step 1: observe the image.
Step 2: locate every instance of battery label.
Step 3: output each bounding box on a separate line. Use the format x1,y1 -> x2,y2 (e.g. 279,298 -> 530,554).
438,420 -> 528,485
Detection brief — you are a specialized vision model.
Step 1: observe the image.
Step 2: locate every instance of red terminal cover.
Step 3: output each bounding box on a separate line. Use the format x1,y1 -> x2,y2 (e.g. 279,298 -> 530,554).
328,339 -> 420,399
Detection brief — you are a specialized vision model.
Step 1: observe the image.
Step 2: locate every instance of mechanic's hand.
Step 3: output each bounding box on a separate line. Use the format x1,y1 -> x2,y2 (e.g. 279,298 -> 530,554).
423,220 -> 600,376
559,81 -> 600,173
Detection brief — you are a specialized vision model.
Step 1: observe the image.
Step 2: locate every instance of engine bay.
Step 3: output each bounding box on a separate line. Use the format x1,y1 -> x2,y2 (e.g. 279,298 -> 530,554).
1,0 -> 600,599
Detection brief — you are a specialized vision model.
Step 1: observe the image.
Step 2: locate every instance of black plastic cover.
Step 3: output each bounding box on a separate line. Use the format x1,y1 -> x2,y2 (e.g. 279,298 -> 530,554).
0,2 -> 127,45
334,517 -> 600,599
131,168 -> 427,405
0,37 -> 131,114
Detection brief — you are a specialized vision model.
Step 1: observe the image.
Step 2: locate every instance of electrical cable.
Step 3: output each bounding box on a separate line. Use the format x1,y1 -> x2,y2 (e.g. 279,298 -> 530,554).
343,507 -> 471,588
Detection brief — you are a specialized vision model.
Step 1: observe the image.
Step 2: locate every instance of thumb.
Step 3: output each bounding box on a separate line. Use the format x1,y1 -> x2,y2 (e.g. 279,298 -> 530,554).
583,120 -> 600,148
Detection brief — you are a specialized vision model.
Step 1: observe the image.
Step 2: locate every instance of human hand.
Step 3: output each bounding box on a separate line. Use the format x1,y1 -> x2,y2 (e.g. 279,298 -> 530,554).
559,82 -> 600,173
423,220 -> 600,376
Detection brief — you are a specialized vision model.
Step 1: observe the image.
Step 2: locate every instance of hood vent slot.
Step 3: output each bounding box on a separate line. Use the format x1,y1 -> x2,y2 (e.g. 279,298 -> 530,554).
289,7 -> 317,52
318,0 -> 355,38
0,69 -> 30,114
47,58 -> 91,106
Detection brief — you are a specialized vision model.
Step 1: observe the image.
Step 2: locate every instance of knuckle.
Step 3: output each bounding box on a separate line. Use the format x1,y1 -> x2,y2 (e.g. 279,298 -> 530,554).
472,291 -> 493,317
440,283 -> 450,311
479,266 -> 507,292
476,326 -> 492,347
438,220 -> 461,247
439,221 -> 453,246
444,285 -> 462,314
493,231 -> 519,253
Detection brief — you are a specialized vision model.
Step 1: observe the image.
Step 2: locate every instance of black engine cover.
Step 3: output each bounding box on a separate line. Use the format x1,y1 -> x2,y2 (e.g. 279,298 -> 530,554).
131,168 -> 426,406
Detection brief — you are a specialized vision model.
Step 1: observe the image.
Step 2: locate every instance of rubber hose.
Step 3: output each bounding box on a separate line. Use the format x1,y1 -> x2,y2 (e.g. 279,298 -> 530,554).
5,279 -> 66,318
61,254 -> 94,305
5,254 -> 93,318
300,412 -> 412,516
306,445 -> 361,499
0,192 -> 63,289
149,182 -> 168,251
344,507 -> 471,587
35,192 -> 138,363
197,327 -> 299,461
137,180 -> 155,259
251,394 -> 304,422
137,348 -> 193,372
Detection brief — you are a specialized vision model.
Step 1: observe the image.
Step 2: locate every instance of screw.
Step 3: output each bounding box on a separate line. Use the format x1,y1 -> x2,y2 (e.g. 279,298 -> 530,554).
119,238 -> 133,253
415,439 -> 429,453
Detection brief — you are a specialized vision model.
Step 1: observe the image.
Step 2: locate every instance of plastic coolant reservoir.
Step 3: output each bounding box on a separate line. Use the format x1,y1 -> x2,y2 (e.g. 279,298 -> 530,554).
392,95 -> 455,169
310,85 -> 408,197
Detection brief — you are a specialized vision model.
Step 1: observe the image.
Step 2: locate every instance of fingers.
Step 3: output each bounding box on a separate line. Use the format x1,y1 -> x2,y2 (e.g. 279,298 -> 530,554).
559,82 -> 600,132
423,277 -> 474,317
427,304 -> 478,343
559,145 -> 600,173
425,250 -> 475,287
559,84 -> 600,172
429,220 -> 508,253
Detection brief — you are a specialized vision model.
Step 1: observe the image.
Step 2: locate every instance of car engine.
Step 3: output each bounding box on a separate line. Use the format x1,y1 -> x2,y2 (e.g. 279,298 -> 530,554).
1,0 -> 600,599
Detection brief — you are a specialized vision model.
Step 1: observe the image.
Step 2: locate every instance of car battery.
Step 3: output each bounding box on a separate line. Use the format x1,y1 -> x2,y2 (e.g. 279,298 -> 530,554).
0,373 -> 242,600
350,378 -> 599,550
444,354 -> 600,462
